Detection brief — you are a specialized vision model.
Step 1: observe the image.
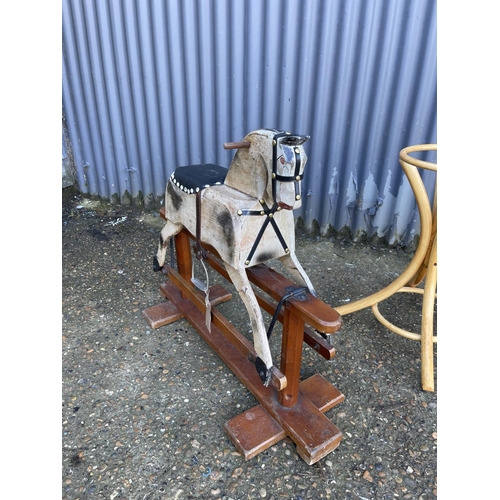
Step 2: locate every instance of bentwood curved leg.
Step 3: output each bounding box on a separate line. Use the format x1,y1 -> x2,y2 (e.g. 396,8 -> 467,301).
334,145 -> 437,391
420,234 -> 437,391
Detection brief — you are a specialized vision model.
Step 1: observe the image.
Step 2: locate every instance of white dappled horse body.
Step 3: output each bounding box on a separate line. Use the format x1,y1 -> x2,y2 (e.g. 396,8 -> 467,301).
154,129 -> 316,385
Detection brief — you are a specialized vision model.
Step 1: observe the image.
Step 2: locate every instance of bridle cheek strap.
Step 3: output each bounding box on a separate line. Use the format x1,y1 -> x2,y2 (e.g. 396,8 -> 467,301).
273,145 -> 303,200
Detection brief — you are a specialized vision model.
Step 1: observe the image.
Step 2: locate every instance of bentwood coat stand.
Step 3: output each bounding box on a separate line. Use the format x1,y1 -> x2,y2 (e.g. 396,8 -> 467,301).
335,144 -> 437,392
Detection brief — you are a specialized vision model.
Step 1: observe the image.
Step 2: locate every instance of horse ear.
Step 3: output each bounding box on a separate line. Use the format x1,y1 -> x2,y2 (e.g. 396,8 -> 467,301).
280,134 -> 310,146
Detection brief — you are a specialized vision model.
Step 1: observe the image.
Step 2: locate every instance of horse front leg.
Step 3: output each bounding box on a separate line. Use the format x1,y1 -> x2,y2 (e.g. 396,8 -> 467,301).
224,262 -> 274,386
153,219 -> 183,272
278,252 -> 317,297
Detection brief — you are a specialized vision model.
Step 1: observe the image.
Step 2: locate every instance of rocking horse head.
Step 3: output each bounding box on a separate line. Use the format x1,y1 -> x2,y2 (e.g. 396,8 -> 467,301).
224,129 -> 310,212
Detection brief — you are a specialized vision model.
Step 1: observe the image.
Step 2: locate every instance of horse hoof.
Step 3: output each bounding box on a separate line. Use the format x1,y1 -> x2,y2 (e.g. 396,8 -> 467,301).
255,357 -> 272,387
153,256 -> 162,272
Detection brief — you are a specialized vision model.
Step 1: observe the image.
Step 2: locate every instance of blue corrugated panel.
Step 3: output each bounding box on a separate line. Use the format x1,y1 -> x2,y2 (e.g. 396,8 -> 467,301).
62,0 -> 436,245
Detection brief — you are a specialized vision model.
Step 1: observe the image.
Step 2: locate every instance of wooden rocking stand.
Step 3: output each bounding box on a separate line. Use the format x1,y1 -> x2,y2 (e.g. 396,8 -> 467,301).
143,212 -> 345,465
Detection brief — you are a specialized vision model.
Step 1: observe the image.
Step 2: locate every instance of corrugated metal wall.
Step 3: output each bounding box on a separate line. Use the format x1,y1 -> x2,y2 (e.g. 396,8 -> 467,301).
62,0 -> 437,247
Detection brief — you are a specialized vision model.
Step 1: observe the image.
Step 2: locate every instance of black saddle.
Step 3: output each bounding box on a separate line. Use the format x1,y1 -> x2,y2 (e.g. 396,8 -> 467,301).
170,164 -> 227,194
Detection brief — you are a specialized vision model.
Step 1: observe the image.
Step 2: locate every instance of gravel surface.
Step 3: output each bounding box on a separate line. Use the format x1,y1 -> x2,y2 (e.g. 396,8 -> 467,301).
62,187 -> 437,500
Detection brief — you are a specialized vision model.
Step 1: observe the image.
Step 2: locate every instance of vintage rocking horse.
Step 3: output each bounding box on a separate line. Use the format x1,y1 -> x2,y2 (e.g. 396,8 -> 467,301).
145,128 -> 345,464
153,129 -> 317,386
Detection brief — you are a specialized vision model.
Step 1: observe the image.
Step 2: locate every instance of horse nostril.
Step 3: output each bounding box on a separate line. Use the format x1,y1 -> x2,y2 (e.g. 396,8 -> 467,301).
278,202 -> 293,210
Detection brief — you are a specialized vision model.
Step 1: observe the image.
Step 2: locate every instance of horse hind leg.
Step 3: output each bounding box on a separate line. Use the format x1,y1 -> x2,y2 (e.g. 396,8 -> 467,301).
278,252 -> 317,297
153,220 -> 183,272
224,262 -> 274,386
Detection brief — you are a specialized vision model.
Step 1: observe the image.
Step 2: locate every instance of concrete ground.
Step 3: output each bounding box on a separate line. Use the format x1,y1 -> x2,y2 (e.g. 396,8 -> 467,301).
62,187 -> 437,500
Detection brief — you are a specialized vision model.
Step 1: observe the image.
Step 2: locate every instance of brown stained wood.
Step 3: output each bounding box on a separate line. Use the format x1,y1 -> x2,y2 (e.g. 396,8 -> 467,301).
280,395 -> 343,465
252,288 -> 336,360
225,374 -> 343,461
246,264 -> 342,334
143,283 -> 232,329
223,140 -> 251,150
224,405 -> 286,460
163,274 -> 252,354
279,305 -> 305,408
174,230 -> 192,281
159,283 -> 232,310
161,279 -> 342,464
302,327 -> 336,360
142,301 -> 183,329
299,374 -> 345,412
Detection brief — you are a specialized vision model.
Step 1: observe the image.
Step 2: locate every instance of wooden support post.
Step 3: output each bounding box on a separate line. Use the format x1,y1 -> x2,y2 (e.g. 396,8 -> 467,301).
175,229 -> 192,298
279,305 -> 305,407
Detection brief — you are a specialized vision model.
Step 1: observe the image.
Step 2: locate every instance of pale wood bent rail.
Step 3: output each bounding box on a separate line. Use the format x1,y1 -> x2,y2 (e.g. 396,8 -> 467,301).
334,144 -> 437,392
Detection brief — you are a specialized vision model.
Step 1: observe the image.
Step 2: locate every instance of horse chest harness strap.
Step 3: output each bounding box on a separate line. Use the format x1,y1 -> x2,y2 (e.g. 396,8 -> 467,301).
240,198 -> 289,266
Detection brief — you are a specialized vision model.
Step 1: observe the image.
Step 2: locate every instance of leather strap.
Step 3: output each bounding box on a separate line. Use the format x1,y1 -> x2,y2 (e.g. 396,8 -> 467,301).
195,191 -> 207,260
